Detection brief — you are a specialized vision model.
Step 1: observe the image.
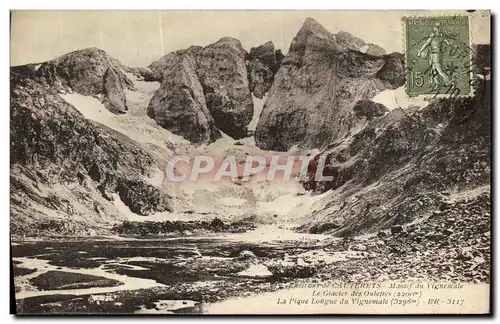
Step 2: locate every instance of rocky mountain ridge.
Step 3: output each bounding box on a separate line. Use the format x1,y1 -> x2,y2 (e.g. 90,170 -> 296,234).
296,42 -> 491,236
10,17 -> 491,240
147,55 -> 221,144
10,69 -> 172,236
254,17 -> 405,151
23,48 -> 134,114
148,38 -> 258,140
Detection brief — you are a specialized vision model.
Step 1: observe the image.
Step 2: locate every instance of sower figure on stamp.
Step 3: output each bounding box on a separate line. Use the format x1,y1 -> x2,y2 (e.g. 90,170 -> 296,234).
417,22 -> 454,87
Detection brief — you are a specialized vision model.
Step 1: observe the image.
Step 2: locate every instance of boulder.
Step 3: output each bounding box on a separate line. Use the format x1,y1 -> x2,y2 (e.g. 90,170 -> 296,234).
391,225 -> 403,234
378,231 -> 388,238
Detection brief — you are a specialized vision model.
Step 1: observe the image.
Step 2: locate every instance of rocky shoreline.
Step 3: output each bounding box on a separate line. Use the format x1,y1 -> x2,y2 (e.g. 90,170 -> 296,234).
13,188 -> 490,314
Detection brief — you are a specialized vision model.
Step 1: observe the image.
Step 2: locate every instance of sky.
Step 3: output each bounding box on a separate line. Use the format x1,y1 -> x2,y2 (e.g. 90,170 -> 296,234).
10,10 -> 490,67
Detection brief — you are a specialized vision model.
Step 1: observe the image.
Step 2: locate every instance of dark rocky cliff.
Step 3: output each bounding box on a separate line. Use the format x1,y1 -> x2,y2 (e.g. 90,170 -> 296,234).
300,76 -> 491,236
10,66 -> 172,236
9,19 -> 491,240
35,47 -> 134,114
147,55 -> 221,144
149,38 -> 254,140
247,41 -> 283,99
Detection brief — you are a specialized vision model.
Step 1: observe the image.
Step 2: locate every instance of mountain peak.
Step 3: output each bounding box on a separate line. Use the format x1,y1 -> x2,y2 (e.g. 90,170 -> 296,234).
210,37 -> 247,56
300,17 -> 330,35
59,47 -> 108,59
249,41 -> 275,58
215,37 -> 244,47
80,46 -> 105,53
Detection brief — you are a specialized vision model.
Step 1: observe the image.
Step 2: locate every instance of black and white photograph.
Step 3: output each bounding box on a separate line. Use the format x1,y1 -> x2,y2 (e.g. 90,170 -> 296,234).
9,10 -> 491,315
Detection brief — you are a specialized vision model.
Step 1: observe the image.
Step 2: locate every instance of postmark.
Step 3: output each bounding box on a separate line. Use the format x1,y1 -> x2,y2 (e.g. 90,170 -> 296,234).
404,15 -> 472,97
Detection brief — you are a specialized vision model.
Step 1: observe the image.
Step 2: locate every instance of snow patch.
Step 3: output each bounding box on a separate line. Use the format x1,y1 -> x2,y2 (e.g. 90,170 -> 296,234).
359,44 -> 369,53
135,300 -> 198,314
13,257 -> 164,300
112,193 -> 146,222
60,93 -> 113,121
60,92 -> 192,160
372,86 -> 429,110
219,197 -> 247,207
134,80 -> 161,94
248,93 -> 267,131
221,225 -> 330,243
237,264 -> 273,278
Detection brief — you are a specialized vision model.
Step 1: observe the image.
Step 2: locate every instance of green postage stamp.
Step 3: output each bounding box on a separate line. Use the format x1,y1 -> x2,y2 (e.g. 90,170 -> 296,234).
405,15 -> 472,97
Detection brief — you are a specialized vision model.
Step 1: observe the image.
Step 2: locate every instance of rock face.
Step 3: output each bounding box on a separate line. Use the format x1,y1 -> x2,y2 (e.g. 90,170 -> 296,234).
376,52 -> 406,86
36,47 -> 134,114
10,74 -> 172,236
197,38 -> 253,139
123,66 -> 159,82
299,42 -> 490,236
148,38 -> 253,140
336,31 -> 386,56
148,46 -> 203,82
8,18 -> 490,246
102,68 -> 127,114
255,18 -> 404,151
353,100 -> 389,121
312,190 -> 490,283
301,75 -> 491,236
147,56 -> 221,144
247,41 -> 283,98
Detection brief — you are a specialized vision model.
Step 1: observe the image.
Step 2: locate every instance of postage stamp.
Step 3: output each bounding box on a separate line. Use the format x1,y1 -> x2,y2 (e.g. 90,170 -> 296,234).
405,15 -> 471,97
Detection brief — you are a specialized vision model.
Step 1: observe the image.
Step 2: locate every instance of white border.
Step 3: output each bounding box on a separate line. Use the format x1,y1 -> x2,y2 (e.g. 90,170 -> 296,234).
1,1 -> 499,10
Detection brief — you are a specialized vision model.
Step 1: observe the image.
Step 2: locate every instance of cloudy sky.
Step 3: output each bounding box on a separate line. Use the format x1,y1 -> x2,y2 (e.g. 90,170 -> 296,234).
10,10 -> 490,67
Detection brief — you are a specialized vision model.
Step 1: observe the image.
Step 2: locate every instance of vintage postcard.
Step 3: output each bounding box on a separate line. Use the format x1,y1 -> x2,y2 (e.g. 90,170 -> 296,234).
10,10 -> 491,315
